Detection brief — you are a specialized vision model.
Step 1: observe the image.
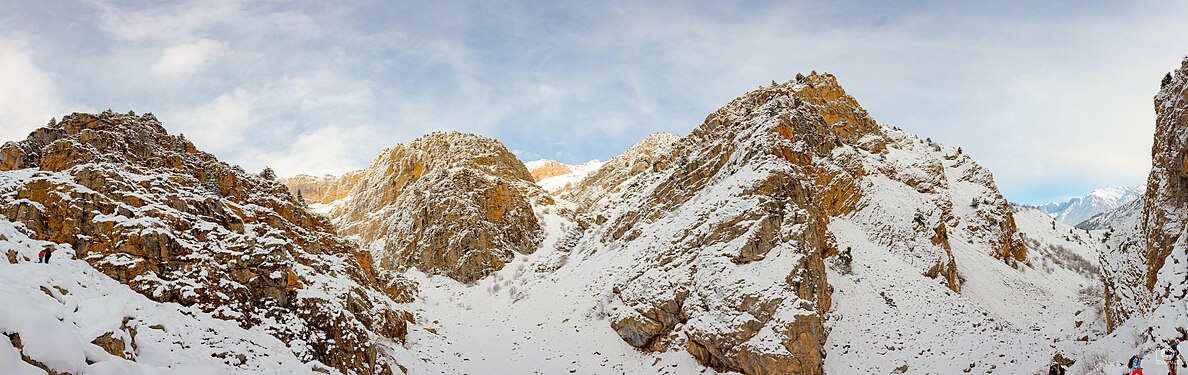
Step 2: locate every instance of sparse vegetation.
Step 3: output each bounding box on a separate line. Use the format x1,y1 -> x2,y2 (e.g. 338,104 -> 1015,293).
1067,351 -> 1111,375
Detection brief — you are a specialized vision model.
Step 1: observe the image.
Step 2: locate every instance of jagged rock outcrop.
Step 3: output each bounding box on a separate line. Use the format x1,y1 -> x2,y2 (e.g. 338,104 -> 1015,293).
0,111 -> 412,374
1144,58 -> 1188,295
329,132 -> 549,283
1099,57 -> 1188,333
567,133 -> 680,210
281,172 -> 363,205
591,78 -> 842,375
577,73 -> 1027,374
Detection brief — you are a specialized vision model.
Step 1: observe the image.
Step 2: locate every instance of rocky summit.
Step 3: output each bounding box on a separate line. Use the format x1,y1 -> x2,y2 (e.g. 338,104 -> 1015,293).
554,73 -> 1034,374
327,132 -> 549,284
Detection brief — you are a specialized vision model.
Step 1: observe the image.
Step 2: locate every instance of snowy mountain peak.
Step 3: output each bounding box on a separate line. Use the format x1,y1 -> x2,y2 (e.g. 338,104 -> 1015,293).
327,131 -> 549,283
565,132 -> 680,209
553,72 -> 1036,374
1039,185 -> 1145,226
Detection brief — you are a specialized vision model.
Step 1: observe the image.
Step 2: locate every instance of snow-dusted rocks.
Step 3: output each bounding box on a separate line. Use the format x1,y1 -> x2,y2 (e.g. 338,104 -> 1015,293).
566,133 -> 680,210
329,132 -> 549,283
569,73 -> 1035,374
524,159 -> 605,195
1095,56 -> 1188,335
1096,56 -> 1188,334
281,172 -> 363,205
1142,57 -> 1188,299
0,111 -> 411,374
1058,57 -> 1188,372
524,159 -> 573,181
0,217 -> 329,374
578,76 -> 847,375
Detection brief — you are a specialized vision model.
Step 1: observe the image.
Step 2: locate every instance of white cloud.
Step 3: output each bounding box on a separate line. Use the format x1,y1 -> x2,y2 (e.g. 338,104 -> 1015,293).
262,124 -> 383,178
169,87 -> 255,152
152,39 -> 227,77
7,1 -> 1186,203
0,36 -> 70,142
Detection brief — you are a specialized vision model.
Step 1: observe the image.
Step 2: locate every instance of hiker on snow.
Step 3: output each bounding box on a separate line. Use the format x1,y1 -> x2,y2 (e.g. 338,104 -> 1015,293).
37,245 -> 53,264
1165,340 -> 1186,375
1131,351 -> 1145,375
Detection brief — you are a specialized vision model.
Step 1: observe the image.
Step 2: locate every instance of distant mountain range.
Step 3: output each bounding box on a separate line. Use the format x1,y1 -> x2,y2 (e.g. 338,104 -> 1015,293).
1038,185 -> 1145,226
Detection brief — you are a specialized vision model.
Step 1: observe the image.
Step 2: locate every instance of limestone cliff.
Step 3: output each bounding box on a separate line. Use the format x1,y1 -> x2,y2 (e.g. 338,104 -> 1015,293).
0,111 -> 412,374
1143,57 -> 1188,296
281,171 -> 363,205
525,159 -> 573,181
1100,57 -> 1188,332
329,132 -> 549,283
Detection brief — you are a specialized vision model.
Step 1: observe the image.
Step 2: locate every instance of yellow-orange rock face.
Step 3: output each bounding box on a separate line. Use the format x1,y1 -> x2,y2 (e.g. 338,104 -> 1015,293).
527,160 -> 573,181
329,132 -> 549,283
280,171 -> 363,205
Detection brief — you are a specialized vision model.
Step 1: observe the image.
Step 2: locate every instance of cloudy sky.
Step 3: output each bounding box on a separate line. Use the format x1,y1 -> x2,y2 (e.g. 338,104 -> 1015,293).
1,1 -> 1185,204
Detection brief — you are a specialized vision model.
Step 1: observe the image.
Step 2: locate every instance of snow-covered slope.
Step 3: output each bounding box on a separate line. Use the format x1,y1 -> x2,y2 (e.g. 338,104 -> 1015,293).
0,111 -> 412,374
826,206 -> 1101,374
0,217 -> 321,375
566,133 -> 681,211
379,73 -> 1103,374
1049,58 -> 1188,375
1039,186 -> 1144,226
815,124 -> 1095,373
525,159 -> 605,195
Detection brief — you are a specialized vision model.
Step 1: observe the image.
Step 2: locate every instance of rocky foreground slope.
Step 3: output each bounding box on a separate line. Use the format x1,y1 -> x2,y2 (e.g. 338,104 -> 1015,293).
0,111 -> 412,374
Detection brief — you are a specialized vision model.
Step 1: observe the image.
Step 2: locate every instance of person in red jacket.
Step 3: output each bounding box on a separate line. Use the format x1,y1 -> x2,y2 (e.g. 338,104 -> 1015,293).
37,244 -> 53,264
1131,351 -> 1146,375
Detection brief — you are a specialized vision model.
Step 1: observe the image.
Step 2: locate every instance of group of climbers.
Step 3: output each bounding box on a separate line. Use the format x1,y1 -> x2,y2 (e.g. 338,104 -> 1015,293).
1127,340 -> 1186,375
1050,340 -> 1187,375
36,244 -> 53,264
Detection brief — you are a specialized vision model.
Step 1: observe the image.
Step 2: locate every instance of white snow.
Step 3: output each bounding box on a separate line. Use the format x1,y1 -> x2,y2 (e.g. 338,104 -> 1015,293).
0,217 -> 326,375
390,205 -> 711,374
531,159 -> 606,194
